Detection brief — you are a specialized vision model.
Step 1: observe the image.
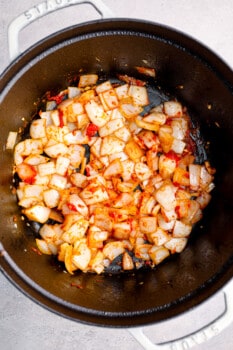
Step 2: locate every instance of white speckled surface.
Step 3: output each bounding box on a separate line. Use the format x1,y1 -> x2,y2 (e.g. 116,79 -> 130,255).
0,1 -> 233,349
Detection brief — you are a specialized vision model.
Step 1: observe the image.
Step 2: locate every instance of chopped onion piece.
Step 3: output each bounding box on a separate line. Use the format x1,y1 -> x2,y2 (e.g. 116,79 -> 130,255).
6,131 -> 18,149
43,189 -> 60,208
155,180 -> 177,211
72,243 -> 91,271
44,143 -> 69,158
189,164 -> 201,190
164,101 -> 182,117
173,220 -> 192,238
49,174 -> 67,190
171,138 -> 186,154
122,252 -> 134,270
114,84 -> 129,100
128,85 -> 149,106
101,135 -> 125,155
85,100 -> 109,127
78,74 -> 98,88
68,86 -> 81,98
139,216 -> 157,234
103,241 -> 125,261
149,246 -> 170,265
62,219 -> 89,244
23,205 -> 51,223
36,239 -> 52,255
99,118 -> 124,137
165,237 -> 188,253
143,112 -> 166,125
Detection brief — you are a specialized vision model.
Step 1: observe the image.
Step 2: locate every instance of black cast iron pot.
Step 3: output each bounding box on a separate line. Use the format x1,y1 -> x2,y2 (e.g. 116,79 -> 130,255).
0,19 -> 233,327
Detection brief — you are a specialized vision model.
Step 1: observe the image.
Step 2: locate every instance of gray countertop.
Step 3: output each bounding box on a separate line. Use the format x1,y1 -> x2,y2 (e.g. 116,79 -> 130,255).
1,1 -> 233,349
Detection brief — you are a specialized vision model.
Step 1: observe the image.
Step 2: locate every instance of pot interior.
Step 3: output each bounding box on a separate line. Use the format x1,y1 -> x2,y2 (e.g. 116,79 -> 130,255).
0,19 -> 233,326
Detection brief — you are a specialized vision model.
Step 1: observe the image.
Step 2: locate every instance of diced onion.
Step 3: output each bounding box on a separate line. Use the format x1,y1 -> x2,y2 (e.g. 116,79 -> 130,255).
13,73 -> 215,275
6,131 -> 18,149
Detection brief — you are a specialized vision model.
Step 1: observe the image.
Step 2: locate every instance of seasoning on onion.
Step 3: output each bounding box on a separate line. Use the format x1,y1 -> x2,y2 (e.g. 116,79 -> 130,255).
12,74 -> 215,274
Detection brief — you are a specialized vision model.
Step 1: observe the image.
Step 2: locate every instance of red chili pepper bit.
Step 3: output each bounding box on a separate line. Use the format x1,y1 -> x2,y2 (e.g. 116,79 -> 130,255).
127,218 -> 134,231
165,117 -> 173,126
109,212 -> 114,219
89,185 -> 97,193
175,205 -> 181,218
58,109 -> 65,128
109,211 -> 118,221
24,165 -> 37,185
67,203 -> 78,212
31,247 -> 42,256
85,166 -> 91,177
70,282 -> 84,289
24,176 -> 36,185
47,92 -> 65,105
135,79 -> 146,87
86,123 -> 99,137
165,150 -> 181,165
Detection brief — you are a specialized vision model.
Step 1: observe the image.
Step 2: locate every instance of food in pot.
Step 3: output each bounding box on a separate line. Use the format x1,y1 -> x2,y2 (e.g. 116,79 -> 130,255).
12,74 -> 215,274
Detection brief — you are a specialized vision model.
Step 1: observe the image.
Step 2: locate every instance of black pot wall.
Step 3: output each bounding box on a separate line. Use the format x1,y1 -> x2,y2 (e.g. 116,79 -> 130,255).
0,19 -> 233,326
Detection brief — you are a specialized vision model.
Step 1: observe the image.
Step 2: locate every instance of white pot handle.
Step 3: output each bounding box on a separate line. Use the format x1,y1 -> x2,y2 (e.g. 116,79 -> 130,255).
8,0 -> 114,62
129,278 -> 233,350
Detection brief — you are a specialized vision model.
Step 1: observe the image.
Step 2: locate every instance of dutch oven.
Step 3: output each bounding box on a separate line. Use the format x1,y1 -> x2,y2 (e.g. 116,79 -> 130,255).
0,1 -> 233,329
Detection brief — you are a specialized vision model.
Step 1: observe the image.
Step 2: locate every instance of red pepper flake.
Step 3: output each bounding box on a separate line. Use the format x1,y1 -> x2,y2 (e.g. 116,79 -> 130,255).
165,150 -> 181,165
31,247 -> 42,255
135,79 -> 147,87
86,123 -> 99,137
16,163 -> 37,184
70,282 -> 84,289
47,92 -> 65,105
67,203 -> 78,212
24,166 -> 37,184
58,109 -> 65,128
165,117 -> 173,126
127,218 -> 134,230
131,173 -> 139,182
175,205 -> 181,218
89,185 -> 97,193
85,166 -> 91,177
117,74 -> 146,86
24,177 -> 36,185
135,66 -> 156,78
70,282 -> 83,289
109,211 -> 117,220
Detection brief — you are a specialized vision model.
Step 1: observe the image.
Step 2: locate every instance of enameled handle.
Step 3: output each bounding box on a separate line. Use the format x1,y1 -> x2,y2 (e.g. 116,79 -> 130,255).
129,278 -> 233,349
8,0 -> 114,61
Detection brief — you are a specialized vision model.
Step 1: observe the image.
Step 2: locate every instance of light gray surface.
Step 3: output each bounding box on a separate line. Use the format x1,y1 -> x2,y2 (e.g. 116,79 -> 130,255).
0,1 -> 233,349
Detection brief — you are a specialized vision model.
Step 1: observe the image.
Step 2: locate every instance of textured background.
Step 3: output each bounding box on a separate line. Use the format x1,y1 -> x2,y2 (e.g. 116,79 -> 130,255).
0,1 -> 233,349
